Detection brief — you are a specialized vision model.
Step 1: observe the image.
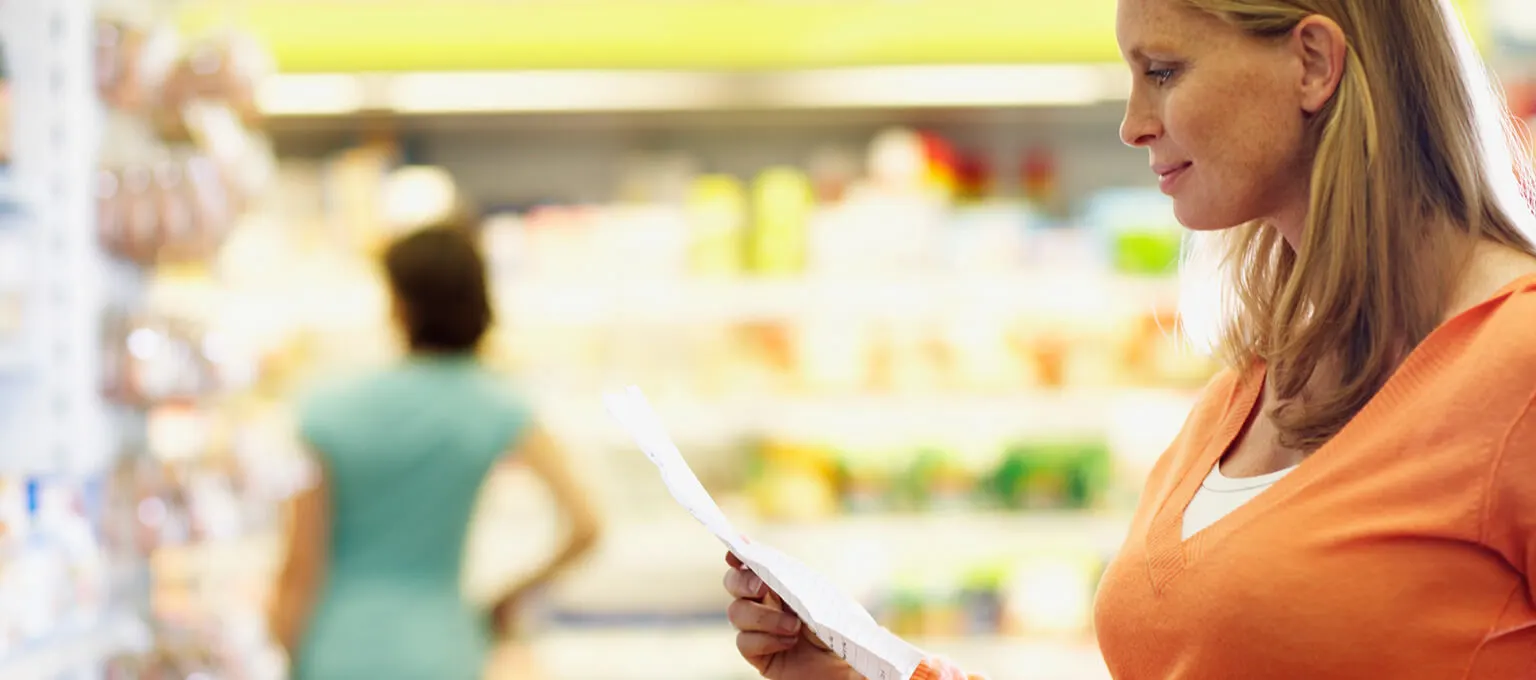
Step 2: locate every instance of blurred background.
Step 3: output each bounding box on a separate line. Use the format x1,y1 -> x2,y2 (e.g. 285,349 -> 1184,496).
0,0 -> 1532,679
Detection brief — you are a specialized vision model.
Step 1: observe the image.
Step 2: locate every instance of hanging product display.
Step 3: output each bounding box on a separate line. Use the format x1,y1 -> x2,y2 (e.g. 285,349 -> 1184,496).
0,32 -> 11,171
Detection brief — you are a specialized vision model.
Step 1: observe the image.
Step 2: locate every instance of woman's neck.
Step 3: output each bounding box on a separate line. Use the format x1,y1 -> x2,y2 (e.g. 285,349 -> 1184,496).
1444,239 -> 1536,322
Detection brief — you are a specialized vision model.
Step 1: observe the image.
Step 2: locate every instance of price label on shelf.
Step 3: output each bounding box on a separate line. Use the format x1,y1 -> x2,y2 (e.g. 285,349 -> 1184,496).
603,386 -> 928,680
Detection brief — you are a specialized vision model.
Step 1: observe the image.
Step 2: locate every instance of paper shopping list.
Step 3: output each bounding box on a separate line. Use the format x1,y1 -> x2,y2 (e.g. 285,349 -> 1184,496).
602,386 -> 928,680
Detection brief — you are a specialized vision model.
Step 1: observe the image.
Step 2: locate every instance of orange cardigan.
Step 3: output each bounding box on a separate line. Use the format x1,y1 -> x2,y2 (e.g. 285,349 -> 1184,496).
1092,274 -> 1536,679
919,273 -> 1536,680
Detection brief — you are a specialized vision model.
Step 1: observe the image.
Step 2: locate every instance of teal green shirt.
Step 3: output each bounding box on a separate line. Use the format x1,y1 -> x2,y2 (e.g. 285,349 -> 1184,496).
294,356 -> 529,680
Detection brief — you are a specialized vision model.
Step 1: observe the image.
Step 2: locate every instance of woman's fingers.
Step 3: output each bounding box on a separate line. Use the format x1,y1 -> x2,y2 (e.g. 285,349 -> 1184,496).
726,551 -> 746,569
723,564 -> 768,600
736,631 -> 801,660
728,597 -> 803,636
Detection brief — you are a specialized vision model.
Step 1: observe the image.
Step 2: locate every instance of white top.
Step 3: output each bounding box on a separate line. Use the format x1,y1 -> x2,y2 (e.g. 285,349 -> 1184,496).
1181,461 -> 1299,540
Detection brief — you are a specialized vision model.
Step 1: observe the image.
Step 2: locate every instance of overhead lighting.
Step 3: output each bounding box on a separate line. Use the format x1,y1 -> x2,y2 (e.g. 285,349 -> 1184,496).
386,71 -> 734,113
759,64 -> 1129,109
255,73 -> 368,116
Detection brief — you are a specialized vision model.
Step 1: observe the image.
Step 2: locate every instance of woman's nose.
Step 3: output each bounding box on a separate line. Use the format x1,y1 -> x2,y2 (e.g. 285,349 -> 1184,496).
1120,100 -> 1161,148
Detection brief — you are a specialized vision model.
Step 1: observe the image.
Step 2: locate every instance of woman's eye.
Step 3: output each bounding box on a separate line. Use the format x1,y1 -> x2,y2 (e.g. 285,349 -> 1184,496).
1145,68 -> 1177,85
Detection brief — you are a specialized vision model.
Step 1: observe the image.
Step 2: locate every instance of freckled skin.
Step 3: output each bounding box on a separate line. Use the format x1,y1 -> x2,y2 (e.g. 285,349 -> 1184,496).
1117,0 -> 1316,232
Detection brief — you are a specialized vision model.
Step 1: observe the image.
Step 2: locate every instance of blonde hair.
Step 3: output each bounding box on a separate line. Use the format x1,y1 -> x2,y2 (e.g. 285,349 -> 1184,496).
1177,0 -> 1536,450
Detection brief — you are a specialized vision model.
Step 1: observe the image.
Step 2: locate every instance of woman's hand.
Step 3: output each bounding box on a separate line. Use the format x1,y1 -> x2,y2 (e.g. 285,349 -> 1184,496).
724,552 -> 854,680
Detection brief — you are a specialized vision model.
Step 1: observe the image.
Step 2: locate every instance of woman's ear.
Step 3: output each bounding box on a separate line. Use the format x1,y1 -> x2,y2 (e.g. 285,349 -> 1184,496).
1293,15 -> 1347,115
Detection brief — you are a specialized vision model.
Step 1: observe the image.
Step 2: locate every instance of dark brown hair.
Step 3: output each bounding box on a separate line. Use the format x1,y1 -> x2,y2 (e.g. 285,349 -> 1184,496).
383,224 -> 493,353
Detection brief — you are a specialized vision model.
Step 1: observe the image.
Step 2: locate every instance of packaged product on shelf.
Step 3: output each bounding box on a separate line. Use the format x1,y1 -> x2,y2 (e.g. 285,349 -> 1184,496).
833,445 -> 894,515
517,205 -> 598,280
803,127 -> 946,274
1083,187 -> 1184,277
181,152 -> 237,258
956,563 -> 1010,636
729,321 -> 797,393
1020,220 -> 1104,273
795,317 -> 872,393
745,439 -> 840,522
748,166 -> 813,276
942,200 -> 1033,273
868,127 -> 930,195
146,404 -> 216,463
178,100 -> 274,211
869,320 -> 948,394
1011,322 -> 1070,389
953,151 -> 993,204
986,436 -> 1112,512
0,479 -> 111,650
94,20 -> 150,112
1021,146 -> 1062,215
321,145 -> 397,252
6,485 -> 61,645
615,151 -> 700,205
895,447 -> 975,513
1120,307 -> 1219,387
0,33 -> 10,168
0,229 -> 28,340
49,480 -> 110,629
156,31 -> 270,128
685,174 -> 748,276
806,146 -> 860,204
877,564 -> 1005,639
102,311 -> 222,406
1000,550 -> 1102,638
104,454 -> 164,557
942,310 -> 1034,391
596,204 -> 690,279
480,212 -> 527,277
97,151 -> 239,266
918,131 -> 961,201
102,164 -> 159,263
152,158 -> 196,258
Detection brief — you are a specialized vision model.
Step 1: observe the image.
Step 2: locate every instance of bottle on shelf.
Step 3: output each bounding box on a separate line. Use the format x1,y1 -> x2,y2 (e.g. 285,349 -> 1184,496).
685,174 -> 747,276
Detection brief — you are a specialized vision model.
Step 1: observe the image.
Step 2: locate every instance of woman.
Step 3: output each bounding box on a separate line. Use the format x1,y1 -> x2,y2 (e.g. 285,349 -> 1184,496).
269,226 -> 603,679
723,0 -> 1536,678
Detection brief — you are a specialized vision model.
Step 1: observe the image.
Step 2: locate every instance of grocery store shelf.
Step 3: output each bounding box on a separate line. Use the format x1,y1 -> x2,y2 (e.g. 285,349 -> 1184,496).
496,272 -> 1182,324
0,345 -> 31,377
0,171 -> 27,219
0,613 -> 148,680
258,65 -> 1132,117
754,511 -> 1132,558
474,511 -> 1132,621
535,387 -> 1201,449
914,636 -> 1109,680
520,625 -> 1107,680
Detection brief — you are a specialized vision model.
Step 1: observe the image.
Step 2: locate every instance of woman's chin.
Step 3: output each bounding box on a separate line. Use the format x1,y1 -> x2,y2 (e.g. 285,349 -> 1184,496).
1173,202 -> 1250,232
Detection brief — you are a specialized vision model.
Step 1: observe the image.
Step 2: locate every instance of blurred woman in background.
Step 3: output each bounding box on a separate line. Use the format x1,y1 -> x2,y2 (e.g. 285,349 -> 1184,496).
269,225 -> 603,680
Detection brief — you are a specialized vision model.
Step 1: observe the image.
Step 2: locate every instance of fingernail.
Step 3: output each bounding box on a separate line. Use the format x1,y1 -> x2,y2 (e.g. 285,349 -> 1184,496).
745,574 -> 764,596
779,616 -> 801,635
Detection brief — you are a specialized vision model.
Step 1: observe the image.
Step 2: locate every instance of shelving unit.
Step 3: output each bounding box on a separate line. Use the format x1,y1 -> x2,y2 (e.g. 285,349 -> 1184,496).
518,626 -> 1107,680
495,273 -> 1182,324
0,612 -> 147,680
0,0 -> 152,676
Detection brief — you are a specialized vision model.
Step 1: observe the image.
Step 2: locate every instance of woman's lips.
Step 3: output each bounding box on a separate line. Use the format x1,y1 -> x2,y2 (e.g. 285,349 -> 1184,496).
1155,162 -> 1192,194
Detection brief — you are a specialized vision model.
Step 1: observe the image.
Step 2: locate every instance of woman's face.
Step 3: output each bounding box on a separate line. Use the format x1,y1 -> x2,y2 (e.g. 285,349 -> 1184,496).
1116,0 -> 1315,233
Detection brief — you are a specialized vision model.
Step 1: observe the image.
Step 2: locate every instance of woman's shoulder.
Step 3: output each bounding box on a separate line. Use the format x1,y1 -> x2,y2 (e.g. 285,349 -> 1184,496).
1140,365 -> 1254,480
1183,365 -> 1255,433
1456,274 -> 1536,387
